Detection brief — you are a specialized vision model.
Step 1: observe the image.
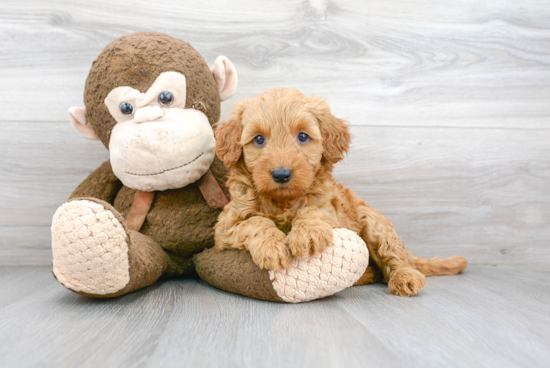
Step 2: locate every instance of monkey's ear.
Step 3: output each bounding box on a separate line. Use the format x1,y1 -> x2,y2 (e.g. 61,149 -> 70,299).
210,56 -> 238,102
68,106 -> 100,141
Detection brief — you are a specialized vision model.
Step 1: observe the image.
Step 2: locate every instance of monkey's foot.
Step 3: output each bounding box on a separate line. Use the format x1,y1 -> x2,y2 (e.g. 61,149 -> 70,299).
269,228 -> 369,303
194,228 -> 369,303
51,199 -> 131,296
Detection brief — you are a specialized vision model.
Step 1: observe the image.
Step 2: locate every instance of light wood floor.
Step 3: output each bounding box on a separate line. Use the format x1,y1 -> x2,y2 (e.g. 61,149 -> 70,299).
0,265 -> 548,368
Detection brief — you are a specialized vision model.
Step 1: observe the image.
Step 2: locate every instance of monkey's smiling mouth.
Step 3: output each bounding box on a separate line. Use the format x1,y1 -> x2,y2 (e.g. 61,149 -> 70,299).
125,152 -> 204,176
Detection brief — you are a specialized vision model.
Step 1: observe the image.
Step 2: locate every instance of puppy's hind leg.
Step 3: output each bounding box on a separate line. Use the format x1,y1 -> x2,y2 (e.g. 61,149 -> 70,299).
358,205 -> 426,296
353,262 -> 383,286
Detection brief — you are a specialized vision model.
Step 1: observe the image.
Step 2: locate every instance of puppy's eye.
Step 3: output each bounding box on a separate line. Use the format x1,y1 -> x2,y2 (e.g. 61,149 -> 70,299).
158,91 -> 174,106
119,102 -> 134,115
297,132 -> 310,144
254,135 -> 266,147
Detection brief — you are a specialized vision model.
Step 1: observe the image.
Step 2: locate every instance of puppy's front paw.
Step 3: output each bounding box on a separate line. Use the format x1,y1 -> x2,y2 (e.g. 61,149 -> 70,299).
247,229 -> 293,271
286,220 -> 333,258
388,268 -> 426,297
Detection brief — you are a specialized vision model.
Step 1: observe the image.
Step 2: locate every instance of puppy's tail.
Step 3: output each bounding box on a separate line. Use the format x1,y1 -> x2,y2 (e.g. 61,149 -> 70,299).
408,255 -> 467,276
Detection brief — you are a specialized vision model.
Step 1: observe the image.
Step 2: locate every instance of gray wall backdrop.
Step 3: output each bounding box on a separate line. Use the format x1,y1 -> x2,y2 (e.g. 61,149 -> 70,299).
1,0 -> 549,265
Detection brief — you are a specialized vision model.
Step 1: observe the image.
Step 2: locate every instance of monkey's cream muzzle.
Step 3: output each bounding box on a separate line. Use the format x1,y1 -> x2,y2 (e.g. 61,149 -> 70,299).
104,72 -> 216,192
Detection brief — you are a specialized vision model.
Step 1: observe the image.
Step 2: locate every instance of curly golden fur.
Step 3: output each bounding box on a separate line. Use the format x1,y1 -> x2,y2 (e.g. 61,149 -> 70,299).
214,88 -> 467,296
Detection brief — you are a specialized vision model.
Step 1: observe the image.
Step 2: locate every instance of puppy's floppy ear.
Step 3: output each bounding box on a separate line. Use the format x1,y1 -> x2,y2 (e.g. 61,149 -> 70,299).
309,97 -> 351,164
214,101 -> 246,168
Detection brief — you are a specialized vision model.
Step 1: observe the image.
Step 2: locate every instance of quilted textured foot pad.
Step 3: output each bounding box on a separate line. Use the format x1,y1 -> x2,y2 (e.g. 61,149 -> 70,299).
269,228 -> 369,303
51,200 -> 130,295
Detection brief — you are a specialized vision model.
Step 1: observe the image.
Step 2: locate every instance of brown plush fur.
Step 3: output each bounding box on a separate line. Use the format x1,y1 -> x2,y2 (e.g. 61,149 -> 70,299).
70,157 -> 229,281
84,32 -> 221,147
214,88 -> 468,297
194,248 -> 284,302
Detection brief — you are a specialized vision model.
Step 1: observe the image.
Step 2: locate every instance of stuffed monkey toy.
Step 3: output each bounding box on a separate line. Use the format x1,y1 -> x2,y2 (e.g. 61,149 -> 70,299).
51,32 -> 369,303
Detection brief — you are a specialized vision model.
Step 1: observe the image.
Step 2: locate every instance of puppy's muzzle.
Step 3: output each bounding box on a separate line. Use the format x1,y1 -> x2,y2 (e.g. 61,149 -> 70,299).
272,168 -> 292,184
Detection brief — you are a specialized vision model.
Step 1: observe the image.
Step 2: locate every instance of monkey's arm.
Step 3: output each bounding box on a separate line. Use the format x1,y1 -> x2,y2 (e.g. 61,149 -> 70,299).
69,160 -> 122,204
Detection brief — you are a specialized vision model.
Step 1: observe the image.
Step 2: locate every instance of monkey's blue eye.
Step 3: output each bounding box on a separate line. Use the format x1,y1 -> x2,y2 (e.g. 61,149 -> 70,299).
297,132 -> 310,143
254,135 -> 266,147
119,102 -> 134,115
158,91 -> 173,106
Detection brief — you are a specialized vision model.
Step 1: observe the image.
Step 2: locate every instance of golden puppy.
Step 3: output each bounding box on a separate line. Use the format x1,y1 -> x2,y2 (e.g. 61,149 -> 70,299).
213,88 -> 467,296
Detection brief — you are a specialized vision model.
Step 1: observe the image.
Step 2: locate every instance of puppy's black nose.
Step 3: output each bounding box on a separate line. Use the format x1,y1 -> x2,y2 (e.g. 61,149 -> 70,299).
272,168 -> 292,183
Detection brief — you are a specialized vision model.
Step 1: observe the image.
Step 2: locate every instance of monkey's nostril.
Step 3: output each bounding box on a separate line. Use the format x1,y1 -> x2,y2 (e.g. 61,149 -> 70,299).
271,168 -> 292,184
